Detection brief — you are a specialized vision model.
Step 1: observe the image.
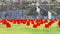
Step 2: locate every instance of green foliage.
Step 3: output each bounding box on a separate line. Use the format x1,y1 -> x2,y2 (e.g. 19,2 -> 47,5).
51,0 -> 56,2
22,2 -> 31,9
26,11 -> 38,16
1,0 -> 5,2
51,0 -> 57,3
49,6 -> 55,11
42,1 -> 48,4
22,1 -> 36,9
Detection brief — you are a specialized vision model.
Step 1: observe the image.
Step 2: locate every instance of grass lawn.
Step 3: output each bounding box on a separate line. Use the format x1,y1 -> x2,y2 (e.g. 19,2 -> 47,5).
0,21 -> 60,34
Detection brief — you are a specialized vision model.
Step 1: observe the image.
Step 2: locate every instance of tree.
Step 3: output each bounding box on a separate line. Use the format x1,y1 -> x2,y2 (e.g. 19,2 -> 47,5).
21,1 -> 36,18
48,0 -> 57,19
42,1 -> 48,4
26,5 -> 38,19
50,0 -> 57,4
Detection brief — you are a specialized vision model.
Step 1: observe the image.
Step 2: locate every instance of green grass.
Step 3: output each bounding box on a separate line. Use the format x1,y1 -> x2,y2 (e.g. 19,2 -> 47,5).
0,21 -> 60,34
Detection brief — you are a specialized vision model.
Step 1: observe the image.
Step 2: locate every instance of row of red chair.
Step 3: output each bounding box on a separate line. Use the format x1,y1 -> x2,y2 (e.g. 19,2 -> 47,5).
0,19 -> 58,28
0,20 -> 11,28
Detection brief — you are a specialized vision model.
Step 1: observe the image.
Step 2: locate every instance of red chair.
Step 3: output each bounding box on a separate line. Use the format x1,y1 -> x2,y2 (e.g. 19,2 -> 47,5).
45,24 -> 49,28
54,18 -> 57,21
36,19 -> 43,26
17,19 -> 21,24
21,20 -> 27,24
45,20 -> 55,28
43,19 -> 48,23
27,20 -> 34,24
7,19 -> 13,22
1,20 -> 8,25
58,20 -> 60,28
6,23 -> 11,28
26,21 -> 30,26
12,20 -> 17,24
33,23 -> 38,28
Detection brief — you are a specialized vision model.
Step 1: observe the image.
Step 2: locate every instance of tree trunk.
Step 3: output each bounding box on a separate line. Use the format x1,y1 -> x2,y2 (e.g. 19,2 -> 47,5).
48,11 -> 52,19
